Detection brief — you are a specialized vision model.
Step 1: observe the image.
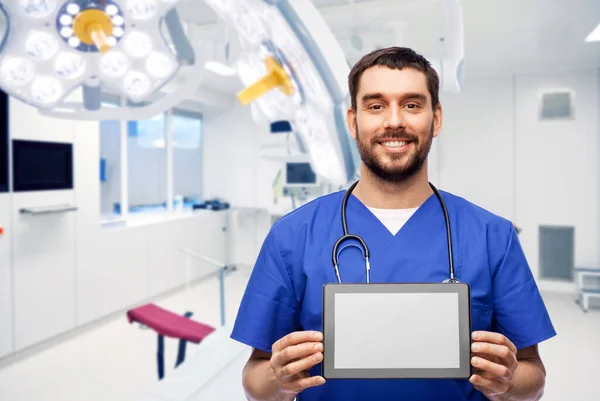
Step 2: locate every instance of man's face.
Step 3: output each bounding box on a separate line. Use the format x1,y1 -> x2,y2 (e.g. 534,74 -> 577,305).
347,66 -> 442,182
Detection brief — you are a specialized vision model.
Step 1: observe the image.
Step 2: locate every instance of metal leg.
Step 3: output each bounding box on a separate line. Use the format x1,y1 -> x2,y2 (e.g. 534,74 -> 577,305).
175,312 -> 194,368
157,334 -> 165,380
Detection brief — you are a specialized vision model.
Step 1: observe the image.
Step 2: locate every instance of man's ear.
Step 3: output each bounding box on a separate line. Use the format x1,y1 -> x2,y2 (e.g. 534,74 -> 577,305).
433,103 -> 443,138
346,107 -> 357,141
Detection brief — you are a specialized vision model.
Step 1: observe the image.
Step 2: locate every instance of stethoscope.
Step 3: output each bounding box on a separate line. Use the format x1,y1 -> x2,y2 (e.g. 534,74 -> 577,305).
331,180 -> 460,284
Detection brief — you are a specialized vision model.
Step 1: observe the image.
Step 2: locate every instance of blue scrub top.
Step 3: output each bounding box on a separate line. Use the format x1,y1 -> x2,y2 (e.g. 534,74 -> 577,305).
231,190 -> 556,401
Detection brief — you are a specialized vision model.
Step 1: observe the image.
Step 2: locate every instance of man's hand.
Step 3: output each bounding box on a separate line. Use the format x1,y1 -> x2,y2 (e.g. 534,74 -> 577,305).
269,331 -> 326,395
470,331 -> 519,399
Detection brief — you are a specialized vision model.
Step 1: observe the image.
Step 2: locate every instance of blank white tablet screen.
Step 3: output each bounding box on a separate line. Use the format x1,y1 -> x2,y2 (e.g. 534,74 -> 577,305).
334,292 -> 460,369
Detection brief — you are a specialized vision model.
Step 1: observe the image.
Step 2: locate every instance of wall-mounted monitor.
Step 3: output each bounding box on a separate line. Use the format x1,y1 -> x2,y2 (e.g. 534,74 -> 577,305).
12,139 -> 73,192
284,162 -> 319,187
0,90 -> 8,193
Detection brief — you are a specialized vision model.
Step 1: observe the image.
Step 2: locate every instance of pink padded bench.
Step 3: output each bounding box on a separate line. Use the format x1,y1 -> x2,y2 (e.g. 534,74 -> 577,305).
127,303 -> 215,379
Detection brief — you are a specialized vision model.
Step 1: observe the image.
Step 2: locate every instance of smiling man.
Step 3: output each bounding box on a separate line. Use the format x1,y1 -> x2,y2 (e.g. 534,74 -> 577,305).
231,46 -> 556,401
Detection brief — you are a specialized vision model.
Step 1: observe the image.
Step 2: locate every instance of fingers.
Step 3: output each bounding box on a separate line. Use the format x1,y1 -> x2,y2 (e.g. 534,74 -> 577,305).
278,351 -> 324,378
472,331 -> 517,354
272,341 -> 323,368
280,374 -> 326,394
471,342 -> 517,370
270,330 -> 326,395
272,331 -> 323,353
471,356 -> 513,382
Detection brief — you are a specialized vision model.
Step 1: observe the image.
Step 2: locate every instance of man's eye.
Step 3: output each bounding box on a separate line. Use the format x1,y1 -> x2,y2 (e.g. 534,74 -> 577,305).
405,103 -> 418,109
370,105 -> 383,110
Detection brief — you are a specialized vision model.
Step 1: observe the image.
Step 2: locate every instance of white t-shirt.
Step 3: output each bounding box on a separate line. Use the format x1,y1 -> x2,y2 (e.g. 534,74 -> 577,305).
368,206 -> 419,235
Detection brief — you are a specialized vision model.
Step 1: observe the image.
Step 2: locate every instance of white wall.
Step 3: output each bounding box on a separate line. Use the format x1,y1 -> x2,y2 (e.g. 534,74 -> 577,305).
1,98 -> 228,359
206,68 -> 600,288
438,68 -> 600,284
0,194 -> 12,358
437,75 -> 516,220
203,102 -> 276,208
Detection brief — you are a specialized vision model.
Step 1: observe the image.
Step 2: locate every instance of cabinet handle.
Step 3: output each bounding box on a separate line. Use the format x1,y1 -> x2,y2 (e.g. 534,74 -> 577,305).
19,205 -> 78,215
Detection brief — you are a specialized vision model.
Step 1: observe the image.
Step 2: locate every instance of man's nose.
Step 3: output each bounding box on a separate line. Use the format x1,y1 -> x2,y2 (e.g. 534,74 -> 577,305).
382,105 -> 405,129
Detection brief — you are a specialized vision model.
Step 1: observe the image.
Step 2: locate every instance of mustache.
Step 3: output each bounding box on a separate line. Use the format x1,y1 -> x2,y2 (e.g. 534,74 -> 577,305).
371,130 -> 419,144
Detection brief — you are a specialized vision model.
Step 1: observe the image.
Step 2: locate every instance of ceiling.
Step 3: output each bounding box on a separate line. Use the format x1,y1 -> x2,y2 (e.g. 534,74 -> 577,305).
0,0 -> 597,117
173,0 -> 600,114
178,0 -> 600,74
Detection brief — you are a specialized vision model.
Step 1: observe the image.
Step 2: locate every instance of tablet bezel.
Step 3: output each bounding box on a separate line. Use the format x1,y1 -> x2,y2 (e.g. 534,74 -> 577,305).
322,282 -> 472,380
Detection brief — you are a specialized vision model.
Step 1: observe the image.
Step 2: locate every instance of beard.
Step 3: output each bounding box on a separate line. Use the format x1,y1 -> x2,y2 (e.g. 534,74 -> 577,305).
356,121 -> 434,183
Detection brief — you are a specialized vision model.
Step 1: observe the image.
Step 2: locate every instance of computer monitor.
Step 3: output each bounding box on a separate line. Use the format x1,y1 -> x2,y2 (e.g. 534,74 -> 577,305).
12,139 -> 73,192
284,162 -> 319,187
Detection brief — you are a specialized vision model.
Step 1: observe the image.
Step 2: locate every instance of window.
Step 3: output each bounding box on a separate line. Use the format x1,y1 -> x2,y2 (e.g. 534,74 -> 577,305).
99,102 -> 203,223
99,119 -> 122,219
172,111 -> 203,210
127,113 -> 167,214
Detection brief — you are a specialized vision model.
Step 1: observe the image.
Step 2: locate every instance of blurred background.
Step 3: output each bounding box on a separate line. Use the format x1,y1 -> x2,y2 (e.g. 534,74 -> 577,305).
0,0 -> 598,400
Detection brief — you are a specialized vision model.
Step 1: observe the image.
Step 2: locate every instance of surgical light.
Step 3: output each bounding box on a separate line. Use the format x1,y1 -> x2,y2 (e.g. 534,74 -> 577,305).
0,0 -> 185,113
99,51 -> 130,78
123,69 -> 151,98
123,31 -> 153,59
25,31 -> 59,61
54,52 -> 86,79
147,52 -> 174,78
204,0 -> 360,186
60,27 -> 73,38
31,76 -> 63,105
1,57 -> 35,87
20,0 -> 57,18
126,0 -> 157,20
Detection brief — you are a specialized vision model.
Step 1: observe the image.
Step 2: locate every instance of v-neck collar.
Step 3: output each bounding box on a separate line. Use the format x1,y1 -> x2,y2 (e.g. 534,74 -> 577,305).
346,192 -> 438,240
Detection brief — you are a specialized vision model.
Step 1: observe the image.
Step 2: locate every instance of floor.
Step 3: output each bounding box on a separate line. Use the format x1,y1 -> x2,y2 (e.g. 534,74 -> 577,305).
0,271 -> 598,401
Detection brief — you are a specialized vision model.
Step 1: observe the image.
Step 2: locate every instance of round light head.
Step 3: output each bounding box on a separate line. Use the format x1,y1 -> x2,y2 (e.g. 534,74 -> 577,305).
20,0 -> 57,19
0,57 -> 36,87
25,30 -> 59,61
146,52 -> 173,78
124,70 -> 151,98
55,52 -> 86,80
126,0 -> 157,20
31,76 -> 63,105
99,51 -> 130,78
123,31 -> 153,59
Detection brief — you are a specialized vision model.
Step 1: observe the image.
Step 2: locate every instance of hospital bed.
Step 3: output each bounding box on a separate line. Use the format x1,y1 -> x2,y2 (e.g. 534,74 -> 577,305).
136,324 -> 252,401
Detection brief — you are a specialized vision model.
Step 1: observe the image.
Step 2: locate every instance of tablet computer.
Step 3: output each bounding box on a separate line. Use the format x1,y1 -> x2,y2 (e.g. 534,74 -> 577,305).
322,283 -> 472,380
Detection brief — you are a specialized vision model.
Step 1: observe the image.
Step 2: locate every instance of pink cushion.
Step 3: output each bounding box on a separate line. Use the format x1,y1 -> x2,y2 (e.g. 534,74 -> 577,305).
127,303 -> 215,344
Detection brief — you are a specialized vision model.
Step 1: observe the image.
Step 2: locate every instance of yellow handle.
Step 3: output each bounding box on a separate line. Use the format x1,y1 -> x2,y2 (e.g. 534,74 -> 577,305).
237,57 -> 293,105
73,9 -> 114,52
88,23 -> 111,53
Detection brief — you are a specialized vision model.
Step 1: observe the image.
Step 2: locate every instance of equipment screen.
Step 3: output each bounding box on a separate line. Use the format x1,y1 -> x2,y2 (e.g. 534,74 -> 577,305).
333,292 -> 460,369
286,162 -> 316,184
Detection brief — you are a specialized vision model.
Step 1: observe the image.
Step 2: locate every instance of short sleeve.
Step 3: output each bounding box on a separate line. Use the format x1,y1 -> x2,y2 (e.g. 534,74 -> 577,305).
230,228 -> 301,353
490,222 -> 557,350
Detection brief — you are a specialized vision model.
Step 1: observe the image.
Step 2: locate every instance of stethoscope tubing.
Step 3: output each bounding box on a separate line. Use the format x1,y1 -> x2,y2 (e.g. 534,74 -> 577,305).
331,180 -> 457,284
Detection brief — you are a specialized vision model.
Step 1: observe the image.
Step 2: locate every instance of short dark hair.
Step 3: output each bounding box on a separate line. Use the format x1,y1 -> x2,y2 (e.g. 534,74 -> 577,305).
348,47 -> 440,111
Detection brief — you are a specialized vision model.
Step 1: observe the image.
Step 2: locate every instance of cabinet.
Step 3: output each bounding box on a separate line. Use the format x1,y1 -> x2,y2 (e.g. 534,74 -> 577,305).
0,194 -> 13,357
